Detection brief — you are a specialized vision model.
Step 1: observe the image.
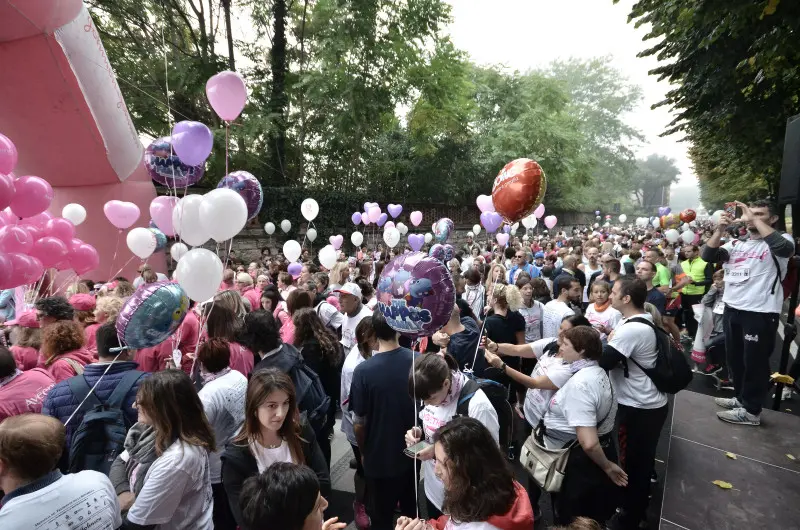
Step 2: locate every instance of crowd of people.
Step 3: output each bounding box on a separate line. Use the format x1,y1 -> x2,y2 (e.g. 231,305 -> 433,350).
0,199 -> 797,530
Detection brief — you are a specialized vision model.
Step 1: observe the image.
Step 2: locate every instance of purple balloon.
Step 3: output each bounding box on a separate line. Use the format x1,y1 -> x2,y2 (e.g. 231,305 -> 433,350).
351,212 -> 362,225
145,137 -> 205,187
480,211 -> 502,233
171,121 -> 214,166
376,252 -> 455,339
288,262 -> 303,278
443,244 -> 455,262
503,224 -> 511,234
377,213 -> 388,227
217,171 -> 264,220
658,206 -> 671,216
387,204 -> 403,218
408,234 -> 424,252
428,244 -> 445,261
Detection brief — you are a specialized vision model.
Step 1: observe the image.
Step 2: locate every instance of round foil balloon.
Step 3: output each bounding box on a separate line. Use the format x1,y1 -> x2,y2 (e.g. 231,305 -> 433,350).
217,171 -> 263,220
116,281 -> 190,349
680,209 -> 697,223
443,244 -> 455,263
376,252 -> 455,339
433,218 -> 454,244
492,158 -> 547,223
428,244 -> 445,261
660,213 -> 681,230
144,137 -> 205,187
149,227 -> 168,252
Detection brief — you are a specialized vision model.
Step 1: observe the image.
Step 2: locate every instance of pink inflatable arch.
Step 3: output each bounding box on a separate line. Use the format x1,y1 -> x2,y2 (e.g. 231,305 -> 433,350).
0,0 -> 166,281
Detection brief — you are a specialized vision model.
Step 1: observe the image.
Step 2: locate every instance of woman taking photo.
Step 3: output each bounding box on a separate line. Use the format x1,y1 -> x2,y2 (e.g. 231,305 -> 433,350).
405,354 -> 500,518
395,417 -> 533,530
222,368 -> 330,529
122,370 -> 216,530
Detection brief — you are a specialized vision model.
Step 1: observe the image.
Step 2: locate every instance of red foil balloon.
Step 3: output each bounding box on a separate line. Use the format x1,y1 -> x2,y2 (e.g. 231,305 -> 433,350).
680,209 -> 696,223
492,158 -> 547,223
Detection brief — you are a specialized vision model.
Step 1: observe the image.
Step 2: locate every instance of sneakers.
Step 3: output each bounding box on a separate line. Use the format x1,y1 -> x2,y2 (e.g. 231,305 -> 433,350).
353,501 -> 370,530
717,407 -> 760,426
714,397 -> 742,410
702,364 -> 722,375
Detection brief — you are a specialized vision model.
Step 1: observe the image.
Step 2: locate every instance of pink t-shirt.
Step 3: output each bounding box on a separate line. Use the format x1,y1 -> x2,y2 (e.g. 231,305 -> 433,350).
0,369 -> 55,421
84,323 -> 101,355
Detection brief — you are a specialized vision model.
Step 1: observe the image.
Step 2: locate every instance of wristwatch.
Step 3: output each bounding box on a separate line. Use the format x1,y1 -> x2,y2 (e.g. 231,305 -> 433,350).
500,362 -> 507,373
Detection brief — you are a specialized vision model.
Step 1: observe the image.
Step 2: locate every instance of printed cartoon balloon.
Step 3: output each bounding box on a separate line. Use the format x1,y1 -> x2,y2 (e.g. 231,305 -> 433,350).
660,213 -> 681,230
428,244 -> 445,261
433,218 -> 454,244
116,281 -> 190,349
376,252 -> 455,339
442,244 -> 455,263
144,137 -> 205,188
217,171 -> 263,220
680,209 -> 697,223
492,158 -> 547,223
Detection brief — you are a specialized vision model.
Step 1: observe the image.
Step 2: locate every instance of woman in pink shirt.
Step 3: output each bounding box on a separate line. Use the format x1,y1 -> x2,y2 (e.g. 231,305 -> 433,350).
204,304 -> 254,377
236,273 -> 261,313
39,320 -> 94,382
5,311 -> 42,370
69,293 -> 99,356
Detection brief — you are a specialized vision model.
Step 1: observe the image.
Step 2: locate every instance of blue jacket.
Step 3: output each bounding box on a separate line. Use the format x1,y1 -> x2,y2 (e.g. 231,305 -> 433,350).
42,361 -> 148,451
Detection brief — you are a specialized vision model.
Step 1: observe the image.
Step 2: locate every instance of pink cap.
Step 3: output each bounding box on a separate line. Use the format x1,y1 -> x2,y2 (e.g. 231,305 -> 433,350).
69,293 -> 96,312
4,310 -> 39,328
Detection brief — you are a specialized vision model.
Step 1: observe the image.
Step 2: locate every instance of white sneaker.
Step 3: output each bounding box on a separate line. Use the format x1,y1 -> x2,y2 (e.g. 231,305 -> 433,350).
714,397 -> 742,410
782,387 -> 794,400
717,407 -> 760,426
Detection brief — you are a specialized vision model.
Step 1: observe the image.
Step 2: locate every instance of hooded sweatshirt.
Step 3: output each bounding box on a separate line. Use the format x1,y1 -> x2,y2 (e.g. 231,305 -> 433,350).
428,481 -> 534,530
10,345 -> 41,371
42,347 -> 96,383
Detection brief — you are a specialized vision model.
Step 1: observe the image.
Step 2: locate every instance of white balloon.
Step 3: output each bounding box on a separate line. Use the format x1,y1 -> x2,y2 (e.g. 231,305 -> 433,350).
281,219 -> 291,233
62,203 -> 86,226
318,245 -> 337,269
176,248 -> 224,302
680,223 -> 689,232
172,195 -> 209,247
264,222 -> 276,235
351,231 -> 364,247
711,210 -> 723,226
652,218 -> 661,229
511,222 -> 519,234
424,233 -> 433,244
594,223 -> 599,228
170,242 -> 189,261
681,230 -> 696,244
283,240 -> 302,262
383,227 -> 401,248
126,227 -> 157,259
199,188 -> 248,243
665,229 -> 681,243
472,224 -> 482,236
397,222 -> 408,235
301,198 -> 319,221
619,214 -> 627,223
306,228 -> 317,242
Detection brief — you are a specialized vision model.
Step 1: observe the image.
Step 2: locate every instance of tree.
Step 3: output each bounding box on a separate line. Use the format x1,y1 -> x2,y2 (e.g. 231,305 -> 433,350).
633,154 -> 680,209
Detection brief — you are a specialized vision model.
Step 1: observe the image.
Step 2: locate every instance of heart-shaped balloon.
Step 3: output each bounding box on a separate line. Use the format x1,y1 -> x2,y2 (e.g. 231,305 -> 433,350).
480,211 -> 503,233
496,233 -> 509,247
410,211 -> 423,227
329,235 -> 343,250
387,204 -> 403,218
544,215 -> 557,229
104,200 -> 141,230
377,213 -> 388,227
476,194 -> 495,213
492,158 -> 547,223
658,206 -> 671,217
408,233 -> 425,251
503,224 -> 511,234
534,203 -> 545,219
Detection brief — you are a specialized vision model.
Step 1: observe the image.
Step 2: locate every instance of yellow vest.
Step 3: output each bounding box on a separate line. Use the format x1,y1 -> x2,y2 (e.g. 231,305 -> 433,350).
681,258 -> 707,296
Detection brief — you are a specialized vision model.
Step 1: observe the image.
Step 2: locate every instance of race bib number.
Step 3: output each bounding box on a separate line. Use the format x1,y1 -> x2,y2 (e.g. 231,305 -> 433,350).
724,266 -> 750,284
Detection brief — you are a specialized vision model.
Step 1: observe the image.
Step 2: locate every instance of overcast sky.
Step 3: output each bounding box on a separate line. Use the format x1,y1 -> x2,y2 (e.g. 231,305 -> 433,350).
445,0 -> 698,194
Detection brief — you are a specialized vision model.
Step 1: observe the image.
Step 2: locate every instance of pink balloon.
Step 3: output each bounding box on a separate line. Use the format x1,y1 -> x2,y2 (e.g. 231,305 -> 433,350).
69,243 -> 100,275
496,233 -> 510,247
362,213 -> 371,226
0,208 -> 13,225
25,225 -> 43,241
534,204 -> 546,219
69,238 -> 84,251
0,173 -> 14,210
2,253 -> 29,288
149,196 -> 179,236
9,176 -> 53,218
476,195 -> 495,213
544,215 -> 557,229
384,221 -> 395,230
22,255 -> 44,284
21,211 -> 52,229
206,71 -> 247,122
368,206 -> 381,223
329,235 -> 344,250
0,252 -> 11,288
30,236 -> 69,268
103,200 -> 140,230
0,134 -> 18,174
410,210 -> 423,227
0,225 -> 33,253
45,217 -> 76,244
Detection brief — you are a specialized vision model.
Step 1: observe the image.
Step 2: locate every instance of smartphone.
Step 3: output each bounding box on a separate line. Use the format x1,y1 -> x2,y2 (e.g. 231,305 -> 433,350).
724,202 -> 737,218
403,440 -> 431,458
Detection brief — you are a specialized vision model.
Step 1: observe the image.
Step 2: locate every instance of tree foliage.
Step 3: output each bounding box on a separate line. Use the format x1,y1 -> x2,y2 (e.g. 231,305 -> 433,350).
633,154 -> 681,209
617,0 -> 800,206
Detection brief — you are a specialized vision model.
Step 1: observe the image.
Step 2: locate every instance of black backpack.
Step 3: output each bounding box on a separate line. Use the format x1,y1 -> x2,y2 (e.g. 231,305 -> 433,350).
625,317 -> 692,394
290,362 -> 332,438
67,371 -> 143,475
456,375 -> 514,456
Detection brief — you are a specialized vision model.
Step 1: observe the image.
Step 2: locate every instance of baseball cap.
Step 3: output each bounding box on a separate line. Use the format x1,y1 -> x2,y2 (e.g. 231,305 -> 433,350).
334,282 -> 362,299
4,310 -> 39,328
534,251 -> 545,258
467,232 -> 474,238
69,293 -> 96,312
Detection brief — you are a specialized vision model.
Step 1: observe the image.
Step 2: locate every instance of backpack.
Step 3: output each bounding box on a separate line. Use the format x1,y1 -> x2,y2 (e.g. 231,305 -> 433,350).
625,317 -> 692,394
67,371 -> 142,475
290,361 -> 332,438
771,252 -> 797,300
456,375 -> 514,457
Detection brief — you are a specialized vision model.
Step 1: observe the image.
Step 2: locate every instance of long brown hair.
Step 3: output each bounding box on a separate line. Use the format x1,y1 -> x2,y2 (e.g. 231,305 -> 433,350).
434,416 -> 517,523
136,370 -> 216,455
234,369 -> 305,464
292,308 -> 341,366
41,320 -> 85,360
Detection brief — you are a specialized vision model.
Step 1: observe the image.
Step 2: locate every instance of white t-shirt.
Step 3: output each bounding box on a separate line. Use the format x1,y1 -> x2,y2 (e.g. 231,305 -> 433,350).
584,304 -> 622,341
341,305 -> 373,351
522,338 -> 573,427
199,369 -> 248,483
721,234 -> 793,314
316,301 -> 344,330
543,364 -> 616,449
340,344 -> 368,445
518,302 -> 544,343
542,300 -> 574,339
419,373 -> 500,510
444,521 -> 502,530
607,314 -> 668,409
126,440 -> 213,530
250,440 -> 295,473
0,471 -> 121,529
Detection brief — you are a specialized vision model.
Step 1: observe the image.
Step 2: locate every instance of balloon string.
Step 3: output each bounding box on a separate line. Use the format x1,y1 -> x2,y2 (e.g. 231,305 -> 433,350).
108,230 -> 122,279
225,123 -> 230,177
107,256 -> 138,286
411,337 -> 420,520
470,269 -> 501,370
52,272 -> 78,296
